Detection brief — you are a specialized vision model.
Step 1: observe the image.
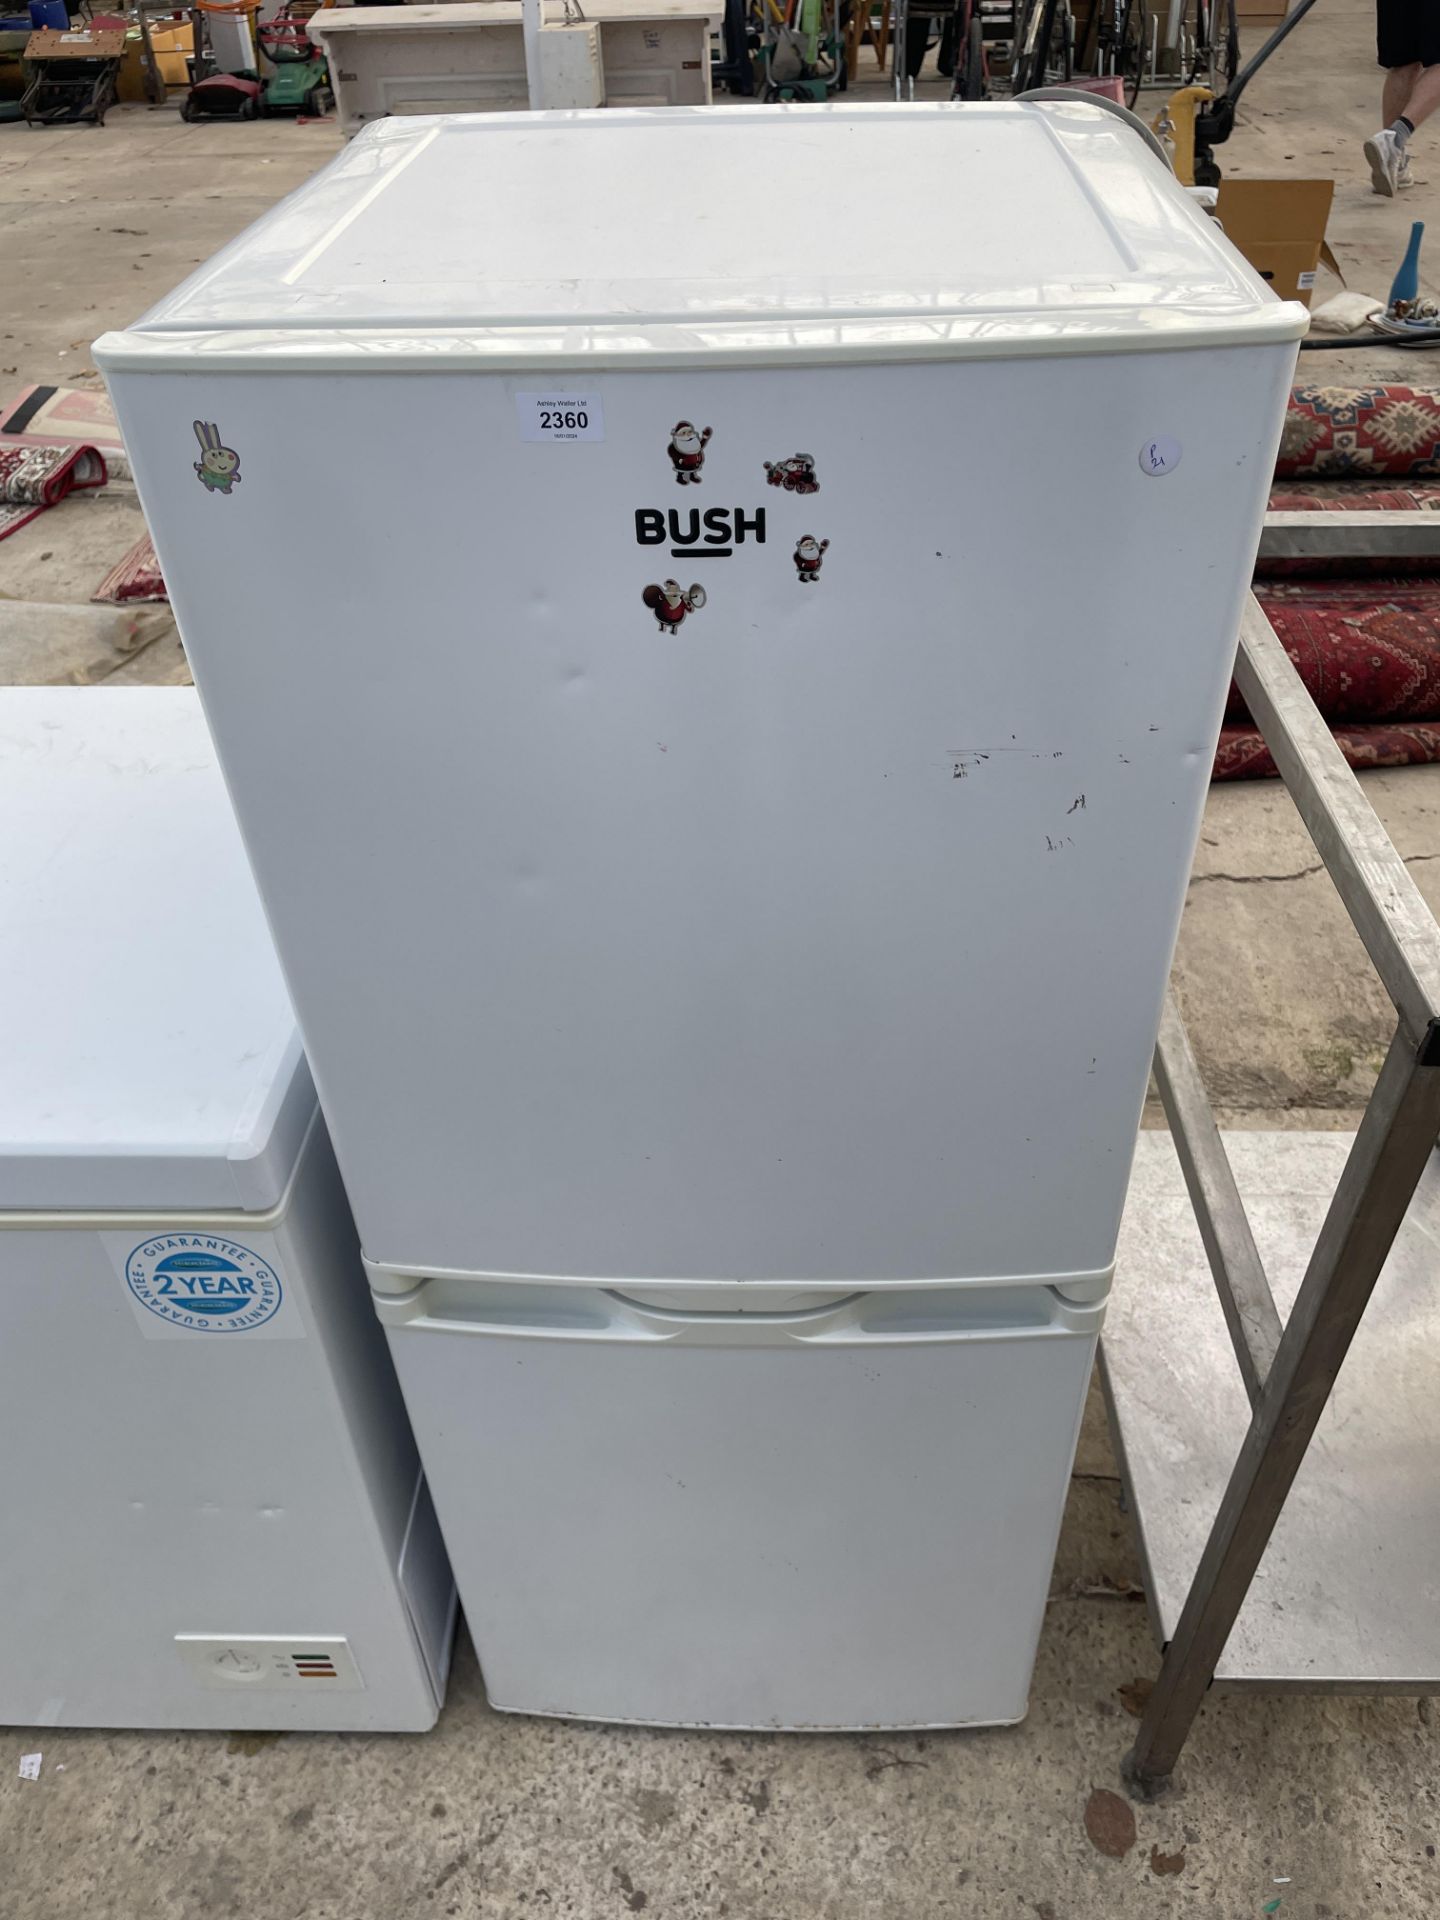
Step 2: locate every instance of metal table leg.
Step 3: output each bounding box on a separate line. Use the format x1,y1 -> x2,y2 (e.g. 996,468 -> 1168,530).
1124,1022 -> 1440,1797
1116,563 -> 1440,1794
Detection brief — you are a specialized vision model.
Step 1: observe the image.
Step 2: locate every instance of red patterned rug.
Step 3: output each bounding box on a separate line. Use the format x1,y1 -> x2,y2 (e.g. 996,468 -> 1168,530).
92,531 -> 167,604
0,436 -> 107,541
1223,574 -> 1440,779
1269,480 -> 1440,512
1215,723 -> 1440,780
1278,385 -> 1440,479
1238,577 -> 1440,723
1224,421 -> 1440,777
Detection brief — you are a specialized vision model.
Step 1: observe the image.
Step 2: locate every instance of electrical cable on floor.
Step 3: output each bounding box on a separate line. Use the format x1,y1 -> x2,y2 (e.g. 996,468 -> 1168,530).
1299,333 -> 1440,351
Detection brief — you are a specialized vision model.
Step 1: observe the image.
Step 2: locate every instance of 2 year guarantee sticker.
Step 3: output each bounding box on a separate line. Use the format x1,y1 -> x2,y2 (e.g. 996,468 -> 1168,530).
113,1232 -> 303,1340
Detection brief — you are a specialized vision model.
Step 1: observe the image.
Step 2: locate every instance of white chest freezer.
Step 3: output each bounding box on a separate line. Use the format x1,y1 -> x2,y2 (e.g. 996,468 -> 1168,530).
96,103 -> 1304,1729
0,689 -> 455,1732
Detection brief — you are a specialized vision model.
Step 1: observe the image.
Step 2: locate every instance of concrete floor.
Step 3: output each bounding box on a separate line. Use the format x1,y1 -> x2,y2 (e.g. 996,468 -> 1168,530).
4,3 -> 1440,1913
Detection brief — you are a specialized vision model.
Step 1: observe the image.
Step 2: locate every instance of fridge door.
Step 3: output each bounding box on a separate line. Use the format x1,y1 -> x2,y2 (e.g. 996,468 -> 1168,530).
373,1279 -> 1104,1729
102,340 -> 1294,1288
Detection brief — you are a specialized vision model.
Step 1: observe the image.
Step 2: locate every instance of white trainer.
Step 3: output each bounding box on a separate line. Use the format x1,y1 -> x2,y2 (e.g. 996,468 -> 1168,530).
1365,127 -> 1403,196
1399,150 -> 1415,189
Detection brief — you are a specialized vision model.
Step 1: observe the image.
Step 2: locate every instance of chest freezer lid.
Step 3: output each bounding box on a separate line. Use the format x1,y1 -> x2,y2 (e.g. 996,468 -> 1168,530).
93,103 -> 1307,373
0,689 -> 314,1216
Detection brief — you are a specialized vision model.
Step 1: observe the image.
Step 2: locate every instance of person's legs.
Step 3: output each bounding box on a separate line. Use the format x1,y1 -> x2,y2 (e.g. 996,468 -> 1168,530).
1397,61 -> 1440,132
1369,59 -> 1440,194
1369,2 -> 1431,190
1370,6 -> 1412,189
1384,60 -> 1421,126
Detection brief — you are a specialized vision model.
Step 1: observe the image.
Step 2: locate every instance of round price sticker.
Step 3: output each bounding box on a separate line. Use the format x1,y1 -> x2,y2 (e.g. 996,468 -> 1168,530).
1139,436 -> 1183,477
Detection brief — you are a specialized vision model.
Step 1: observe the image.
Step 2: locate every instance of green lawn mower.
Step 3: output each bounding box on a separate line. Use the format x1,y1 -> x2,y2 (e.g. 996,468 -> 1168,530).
257,3 -> 330,115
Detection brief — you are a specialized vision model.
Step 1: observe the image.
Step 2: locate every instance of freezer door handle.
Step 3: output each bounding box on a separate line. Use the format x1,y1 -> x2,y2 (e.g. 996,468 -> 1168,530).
370,1279 -> 849,1343
371,1278 -> 675,1342
372,1279 -> 1106,1343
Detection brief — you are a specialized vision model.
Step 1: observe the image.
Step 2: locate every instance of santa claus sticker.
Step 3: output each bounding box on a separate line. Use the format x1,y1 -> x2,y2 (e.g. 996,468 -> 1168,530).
764,453 -> 820,495
792,536 -> 829,585
643,580 -> 707,634
667,422 -> 712,486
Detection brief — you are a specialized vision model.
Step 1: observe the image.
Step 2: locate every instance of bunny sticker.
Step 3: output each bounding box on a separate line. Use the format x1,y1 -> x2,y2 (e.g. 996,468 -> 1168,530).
193,421 -> 241,495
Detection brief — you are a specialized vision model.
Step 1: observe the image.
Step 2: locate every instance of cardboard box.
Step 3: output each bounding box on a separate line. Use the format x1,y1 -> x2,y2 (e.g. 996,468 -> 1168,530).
1214,177 -> 1336,307
118,21 -> 192,100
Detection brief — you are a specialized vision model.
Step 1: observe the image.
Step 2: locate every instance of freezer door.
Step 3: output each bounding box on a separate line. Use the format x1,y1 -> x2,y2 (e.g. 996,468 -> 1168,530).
375,1281 -> 1103,1729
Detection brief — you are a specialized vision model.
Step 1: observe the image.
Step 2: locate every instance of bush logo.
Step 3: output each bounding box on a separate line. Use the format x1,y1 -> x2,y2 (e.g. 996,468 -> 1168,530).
124,1235 -> 283,1334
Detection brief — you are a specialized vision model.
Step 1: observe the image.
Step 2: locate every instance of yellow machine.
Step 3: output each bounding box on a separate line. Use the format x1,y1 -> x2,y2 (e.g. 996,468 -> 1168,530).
1151,84 -> 1213,188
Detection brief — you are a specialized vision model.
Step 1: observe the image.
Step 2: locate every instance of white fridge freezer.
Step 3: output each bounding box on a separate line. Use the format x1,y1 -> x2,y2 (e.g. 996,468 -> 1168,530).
96,102 -> 1304,1728
0,689 -> 456,1732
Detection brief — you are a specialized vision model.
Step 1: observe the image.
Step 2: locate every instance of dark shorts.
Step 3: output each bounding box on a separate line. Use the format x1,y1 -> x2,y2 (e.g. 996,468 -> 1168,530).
1378,0 -> 1440,68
